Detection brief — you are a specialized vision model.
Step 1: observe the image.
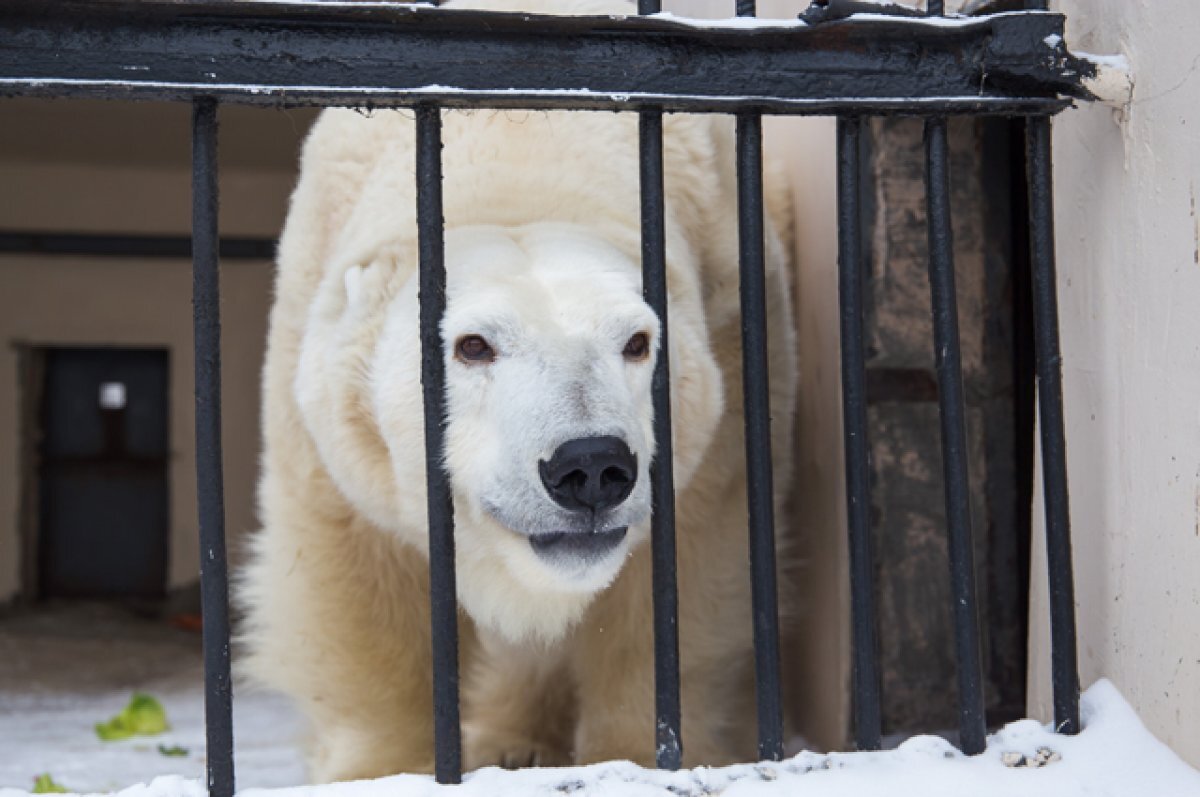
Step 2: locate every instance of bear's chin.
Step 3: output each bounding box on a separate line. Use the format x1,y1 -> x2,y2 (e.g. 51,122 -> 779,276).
452,526 -> 633,644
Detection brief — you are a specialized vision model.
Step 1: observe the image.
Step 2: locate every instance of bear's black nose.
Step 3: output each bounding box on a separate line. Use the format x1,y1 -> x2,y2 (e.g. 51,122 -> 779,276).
538,436 -> 637,514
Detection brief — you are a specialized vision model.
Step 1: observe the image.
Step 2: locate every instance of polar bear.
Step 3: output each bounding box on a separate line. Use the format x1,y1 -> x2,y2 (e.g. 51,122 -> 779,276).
238,0 -> 798,782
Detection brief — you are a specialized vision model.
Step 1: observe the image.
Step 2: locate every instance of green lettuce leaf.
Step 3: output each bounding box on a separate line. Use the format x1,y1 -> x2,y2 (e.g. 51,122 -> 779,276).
95,693 -> 170,741
32,774 -> 69,794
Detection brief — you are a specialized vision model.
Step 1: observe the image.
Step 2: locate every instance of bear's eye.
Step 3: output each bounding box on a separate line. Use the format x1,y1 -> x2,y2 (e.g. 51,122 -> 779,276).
455,334 -> 495,364
623,332 -> 650,362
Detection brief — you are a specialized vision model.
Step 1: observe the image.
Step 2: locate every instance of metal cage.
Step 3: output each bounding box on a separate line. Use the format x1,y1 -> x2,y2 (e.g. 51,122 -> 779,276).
0,0 -> 1098,790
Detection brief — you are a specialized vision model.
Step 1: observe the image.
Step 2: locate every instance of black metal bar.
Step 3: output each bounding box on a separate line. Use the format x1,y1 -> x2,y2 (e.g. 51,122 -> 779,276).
0,231 -> 275,260
735,110 -> 784,762
928,0 -> 945,16
836,115 -> 883,752
0,1 -> 1088,114
636,0 -> 683,772
734,0 -> 783,761
416,104 -> 461,784
923,115 -> 988,755
1026,115 -> 1081,735
191,96 -> 234,797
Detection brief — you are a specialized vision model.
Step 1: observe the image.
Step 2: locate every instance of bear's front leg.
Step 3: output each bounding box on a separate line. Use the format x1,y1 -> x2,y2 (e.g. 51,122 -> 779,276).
240,508 -> 448,782
570,633 -> 741,768
567,537 -> 756,768
310,719 -> 433,784
567,551 -> 659,766
461,629 -> 575,771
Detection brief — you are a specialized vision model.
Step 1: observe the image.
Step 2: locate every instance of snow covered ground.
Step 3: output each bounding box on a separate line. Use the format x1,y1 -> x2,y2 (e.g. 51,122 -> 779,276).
1,606 -> 1198,797
0,605 -> 305,794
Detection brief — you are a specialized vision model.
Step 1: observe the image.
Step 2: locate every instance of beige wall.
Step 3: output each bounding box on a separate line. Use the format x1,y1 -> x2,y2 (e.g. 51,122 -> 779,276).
0,100 -> 309,603
0,99 -> 313,235
1027,0 -> 1200,768
0,257 -> 274,598
768,115 -> 849,752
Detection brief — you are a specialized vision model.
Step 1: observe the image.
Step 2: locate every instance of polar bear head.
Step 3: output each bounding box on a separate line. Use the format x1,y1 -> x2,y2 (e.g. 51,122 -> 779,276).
296,222 -> 722,641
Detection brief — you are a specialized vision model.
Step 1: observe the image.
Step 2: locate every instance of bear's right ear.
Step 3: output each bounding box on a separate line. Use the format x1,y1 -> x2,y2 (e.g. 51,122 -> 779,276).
343,264 -> 365,307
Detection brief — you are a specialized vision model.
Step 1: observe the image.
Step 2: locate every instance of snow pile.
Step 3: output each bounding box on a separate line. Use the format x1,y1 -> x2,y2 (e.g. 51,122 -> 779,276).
2,680 -> 1197,797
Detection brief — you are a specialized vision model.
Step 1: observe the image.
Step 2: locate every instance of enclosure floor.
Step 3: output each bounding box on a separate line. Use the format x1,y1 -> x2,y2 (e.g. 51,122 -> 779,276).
0,603 -> 306,794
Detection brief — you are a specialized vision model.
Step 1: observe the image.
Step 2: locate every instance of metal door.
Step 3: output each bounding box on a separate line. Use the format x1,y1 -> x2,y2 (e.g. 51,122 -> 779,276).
37,347 -> 170,599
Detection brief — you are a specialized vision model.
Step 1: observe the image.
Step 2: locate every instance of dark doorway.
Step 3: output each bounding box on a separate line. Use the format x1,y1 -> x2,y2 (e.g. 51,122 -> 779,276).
33,347 -> 170,600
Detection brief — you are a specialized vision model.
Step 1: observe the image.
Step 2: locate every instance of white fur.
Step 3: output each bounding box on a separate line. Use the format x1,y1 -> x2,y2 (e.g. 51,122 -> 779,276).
367,225 -> 662,637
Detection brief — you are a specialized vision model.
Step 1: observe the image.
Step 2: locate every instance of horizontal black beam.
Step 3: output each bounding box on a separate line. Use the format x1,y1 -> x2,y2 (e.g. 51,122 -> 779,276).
0,1 -> 1096,115
0,231 -> 275,260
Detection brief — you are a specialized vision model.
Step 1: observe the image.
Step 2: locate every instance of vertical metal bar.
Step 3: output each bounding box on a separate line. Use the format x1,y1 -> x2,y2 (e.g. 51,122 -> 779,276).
191,97 -> 234,797
640,107 -> 683,773
836,116 -> 883,752
924,115 -> 987,756
416,104 -> 461,784
736,0 -> 757,16
927,0 -> 945,15
637,0 -> 683,773
736,108 -> 785,761
1026,115 -> 1081,736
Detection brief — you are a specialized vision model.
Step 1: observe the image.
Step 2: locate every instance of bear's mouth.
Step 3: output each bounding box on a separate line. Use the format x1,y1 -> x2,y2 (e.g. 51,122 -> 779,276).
528,527 -> 628,562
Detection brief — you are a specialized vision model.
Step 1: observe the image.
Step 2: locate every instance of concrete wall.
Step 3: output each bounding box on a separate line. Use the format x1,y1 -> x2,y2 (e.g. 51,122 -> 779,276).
0,100 -> 310,603
1026,0 -> 1200,768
